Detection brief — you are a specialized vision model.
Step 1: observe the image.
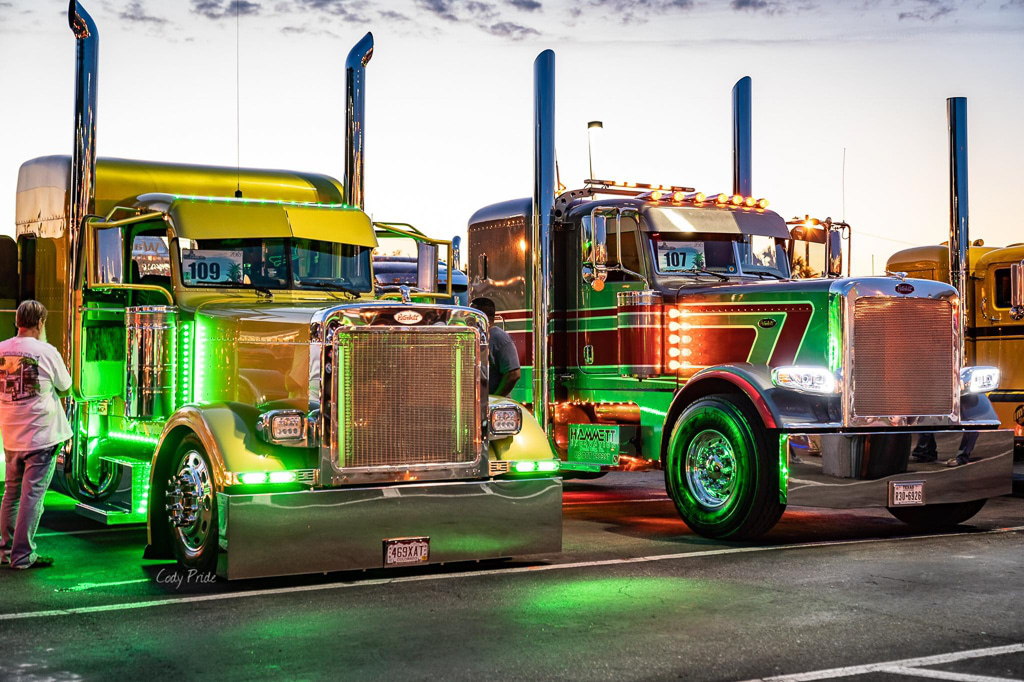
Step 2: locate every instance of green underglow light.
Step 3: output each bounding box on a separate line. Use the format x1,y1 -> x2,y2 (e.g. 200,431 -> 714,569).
514,461 -> 538,473
778,434 -> 790,505
179,321 -> 194,406
239,472 -> 269,485
108,430 -> 160,447
536,460 -> 559,472
268,471 -> 297,484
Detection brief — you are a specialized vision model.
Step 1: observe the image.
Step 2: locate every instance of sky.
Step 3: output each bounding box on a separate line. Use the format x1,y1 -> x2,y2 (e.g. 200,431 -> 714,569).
1,0 -> 1022,275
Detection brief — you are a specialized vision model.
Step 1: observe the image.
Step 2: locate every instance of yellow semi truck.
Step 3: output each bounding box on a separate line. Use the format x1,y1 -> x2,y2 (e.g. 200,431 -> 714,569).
0,1 -> 561,579
887,98 -> 1024,458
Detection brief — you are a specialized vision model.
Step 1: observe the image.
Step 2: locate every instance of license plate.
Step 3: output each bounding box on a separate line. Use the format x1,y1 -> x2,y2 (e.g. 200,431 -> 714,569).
890,481 -> 925,506
384,537 -> 430,566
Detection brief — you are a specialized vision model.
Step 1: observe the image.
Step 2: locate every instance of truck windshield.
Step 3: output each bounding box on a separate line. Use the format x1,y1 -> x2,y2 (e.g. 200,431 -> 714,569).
178,237 -> 373,292
651,234 -> 790,280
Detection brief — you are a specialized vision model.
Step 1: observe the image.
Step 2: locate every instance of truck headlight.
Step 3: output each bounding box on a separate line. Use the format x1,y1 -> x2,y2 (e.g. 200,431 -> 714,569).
771,366 -> 837,394
489,404 -> 522,436
256,409 -> 308,444
960,366 -> 1000,394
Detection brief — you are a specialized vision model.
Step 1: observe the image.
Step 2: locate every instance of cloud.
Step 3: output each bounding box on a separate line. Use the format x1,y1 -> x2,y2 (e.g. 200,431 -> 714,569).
417,0 -> 459,21
120,1 -> 168,24
896,0 -> 959,21
191,0 -> 262,19
581,0 -> 695,24
731,0 -> 788,13
379,9 -> 411,20
482,20 -> 540,38
290,0 -> 370,20
506,0 -> 541,10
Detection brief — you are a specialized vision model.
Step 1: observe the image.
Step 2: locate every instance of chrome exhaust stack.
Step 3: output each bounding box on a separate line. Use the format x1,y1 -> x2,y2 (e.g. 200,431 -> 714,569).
532,49 -> 556,434
732,76 -> 752,197
67,0 -> 98,362
344,32 -> 373,210
947,97 -> 969,361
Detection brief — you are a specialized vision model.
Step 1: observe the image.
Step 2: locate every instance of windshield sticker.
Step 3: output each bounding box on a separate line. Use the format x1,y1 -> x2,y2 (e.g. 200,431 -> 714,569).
657,241 -> 705,272
182,249 -> 244,284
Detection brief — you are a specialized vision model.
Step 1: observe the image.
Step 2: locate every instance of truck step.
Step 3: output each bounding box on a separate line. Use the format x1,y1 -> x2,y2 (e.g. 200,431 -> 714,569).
74,456 -> 152,526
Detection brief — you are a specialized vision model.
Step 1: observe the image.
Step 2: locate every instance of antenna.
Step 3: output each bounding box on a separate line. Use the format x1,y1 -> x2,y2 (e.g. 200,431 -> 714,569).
841,147 -> 846,222
234,0 -> 242,198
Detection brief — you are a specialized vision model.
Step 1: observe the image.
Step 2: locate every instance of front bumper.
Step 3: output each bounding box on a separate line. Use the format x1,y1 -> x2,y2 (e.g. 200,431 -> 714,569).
215,477 -> 562,580
785,429 -> 1013,508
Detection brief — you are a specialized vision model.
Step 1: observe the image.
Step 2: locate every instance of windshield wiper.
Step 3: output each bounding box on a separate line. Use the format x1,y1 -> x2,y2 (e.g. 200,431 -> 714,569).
299,281 -> 363,298
750,271 -> 786,280
682,267 -> 729,281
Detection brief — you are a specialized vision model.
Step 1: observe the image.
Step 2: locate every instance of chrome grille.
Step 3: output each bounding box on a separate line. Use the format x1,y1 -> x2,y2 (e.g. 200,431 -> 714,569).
852,297 -> 955,417
334,328 -> 478,468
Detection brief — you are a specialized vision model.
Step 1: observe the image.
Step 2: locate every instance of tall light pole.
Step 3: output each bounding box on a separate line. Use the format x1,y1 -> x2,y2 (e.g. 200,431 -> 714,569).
587,120 -> 603,180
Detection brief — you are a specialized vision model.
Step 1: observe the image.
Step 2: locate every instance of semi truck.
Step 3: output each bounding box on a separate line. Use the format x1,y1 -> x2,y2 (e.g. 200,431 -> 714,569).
0,2 -> 561,579
467,52 -> 1012,539
887,98 -> 1024,459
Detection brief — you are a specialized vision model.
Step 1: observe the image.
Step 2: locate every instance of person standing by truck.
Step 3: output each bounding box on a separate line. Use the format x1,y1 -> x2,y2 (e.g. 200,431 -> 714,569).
472,297 -> 521,396
0,301 -> 72,569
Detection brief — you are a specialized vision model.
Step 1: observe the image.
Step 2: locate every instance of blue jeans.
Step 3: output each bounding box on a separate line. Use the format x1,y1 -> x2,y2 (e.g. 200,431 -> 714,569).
1,445 -> 59,568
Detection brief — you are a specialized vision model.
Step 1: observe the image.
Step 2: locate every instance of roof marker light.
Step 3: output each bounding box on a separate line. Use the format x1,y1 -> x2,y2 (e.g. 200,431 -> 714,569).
673,191 -> 686,202
731,194 -> 744,206
715,193 -> 729,204
758,198 -> 769,209
744,196 -> 756,207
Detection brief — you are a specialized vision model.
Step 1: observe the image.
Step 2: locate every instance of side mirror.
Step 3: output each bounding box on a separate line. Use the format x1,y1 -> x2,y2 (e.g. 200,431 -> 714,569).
582,212 -> 608,291
416,241 -> 438,293
1011,261 -> 1024,321
451,235 -> 461,273
91,225 -> 124,286
826,229 -> 843,278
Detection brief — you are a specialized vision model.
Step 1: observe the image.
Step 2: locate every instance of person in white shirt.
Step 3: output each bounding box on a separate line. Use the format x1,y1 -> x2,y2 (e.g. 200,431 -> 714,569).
0,300 -> 72,569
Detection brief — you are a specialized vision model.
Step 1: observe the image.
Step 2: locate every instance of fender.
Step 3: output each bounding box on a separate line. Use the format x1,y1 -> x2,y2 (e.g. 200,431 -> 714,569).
671,365 -> 782,431
487,395 -> 554,462
145,402 -> 317,554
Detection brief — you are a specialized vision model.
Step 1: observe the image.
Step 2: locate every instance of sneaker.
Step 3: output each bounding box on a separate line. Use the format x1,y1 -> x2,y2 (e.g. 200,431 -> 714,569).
12,556 -> 54,570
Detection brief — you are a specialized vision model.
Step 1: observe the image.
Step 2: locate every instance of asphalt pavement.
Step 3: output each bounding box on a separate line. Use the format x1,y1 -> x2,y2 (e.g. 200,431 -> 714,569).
0,472 -> 1021,682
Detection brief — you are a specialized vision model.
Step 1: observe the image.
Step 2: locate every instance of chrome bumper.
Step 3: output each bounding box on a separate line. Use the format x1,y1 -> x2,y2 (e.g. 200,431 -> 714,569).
785,430 -> 1012,508
215,478 -> 562,580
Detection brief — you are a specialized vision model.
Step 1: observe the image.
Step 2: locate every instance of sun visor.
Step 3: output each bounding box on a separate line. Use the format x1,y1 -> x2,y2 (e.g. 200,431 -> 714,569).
169,201 -> 376,246
286,206 -> 376,247
642,206 -> 790,239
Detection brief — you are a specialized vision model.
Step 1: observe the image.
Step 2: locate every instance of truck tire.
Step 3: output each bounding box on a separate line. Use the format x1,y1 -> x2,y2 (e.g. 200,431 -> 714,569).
664,395 -> 784,539
887,499 -> 986,529
165,435 -> 218,574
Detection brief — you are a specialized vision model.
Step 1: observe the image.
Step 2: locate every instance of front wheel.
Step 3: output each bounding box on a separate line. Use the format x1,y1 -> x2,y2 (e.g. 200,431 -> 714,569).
664,395 -> 784,539
887,499 -> 987,529
165,436 -> 218,574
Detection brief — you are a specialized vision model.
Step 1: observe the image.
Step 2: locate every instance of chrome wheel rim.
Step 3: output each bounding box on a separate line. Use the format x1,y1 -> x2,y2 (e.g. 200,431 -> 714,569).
166,450 -> 214,557
684,429 -> 737,510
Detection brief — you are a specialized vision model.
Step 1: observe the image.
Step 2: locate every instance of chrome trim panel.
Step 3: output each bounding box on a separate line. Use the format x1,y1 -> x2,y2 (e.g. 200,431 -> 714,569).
785,429 -> 1011,508
124,306 -> 177,420
216,477 -> 563,580
830,277 -> 961,428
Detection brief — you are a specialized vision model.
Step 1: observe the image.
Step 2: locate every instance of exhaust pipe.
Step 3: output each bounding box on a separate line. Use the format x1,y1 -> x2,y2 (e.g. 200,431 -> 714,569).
344,32 -> 373,210
732,76 -> 752,197
947,97 -> 969,361
532,49 -> 555,434
67,0 -> 98,363
69,0 -> 98,267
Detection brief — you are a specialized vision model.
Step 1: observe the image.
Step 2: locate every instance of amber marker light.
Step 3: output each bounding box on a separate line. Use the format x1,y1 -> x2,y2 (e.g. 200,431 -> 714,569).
744,196 -> 756,207
731,194 -> 744,206
715,193 -> 729,205
758,198 -> 769,209
651,190 -> 663,201
673,191 -> 686,202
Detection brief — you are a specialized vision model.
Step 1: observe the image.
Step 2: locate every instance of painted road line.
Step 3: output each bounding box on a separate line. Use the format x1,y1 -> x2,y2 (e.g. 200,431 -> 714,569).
743,642 -> 1024,682
2,525 -> 1022,621
882,665 -> 1022,682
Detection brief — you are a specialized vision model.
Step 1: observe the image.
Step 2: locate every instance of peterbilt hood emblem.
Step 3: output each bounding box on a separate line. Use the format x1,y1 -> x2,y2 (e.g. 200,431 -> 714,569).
757,318 -> 777,329
895,282 -> 915,295
394,310 -> 423,325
